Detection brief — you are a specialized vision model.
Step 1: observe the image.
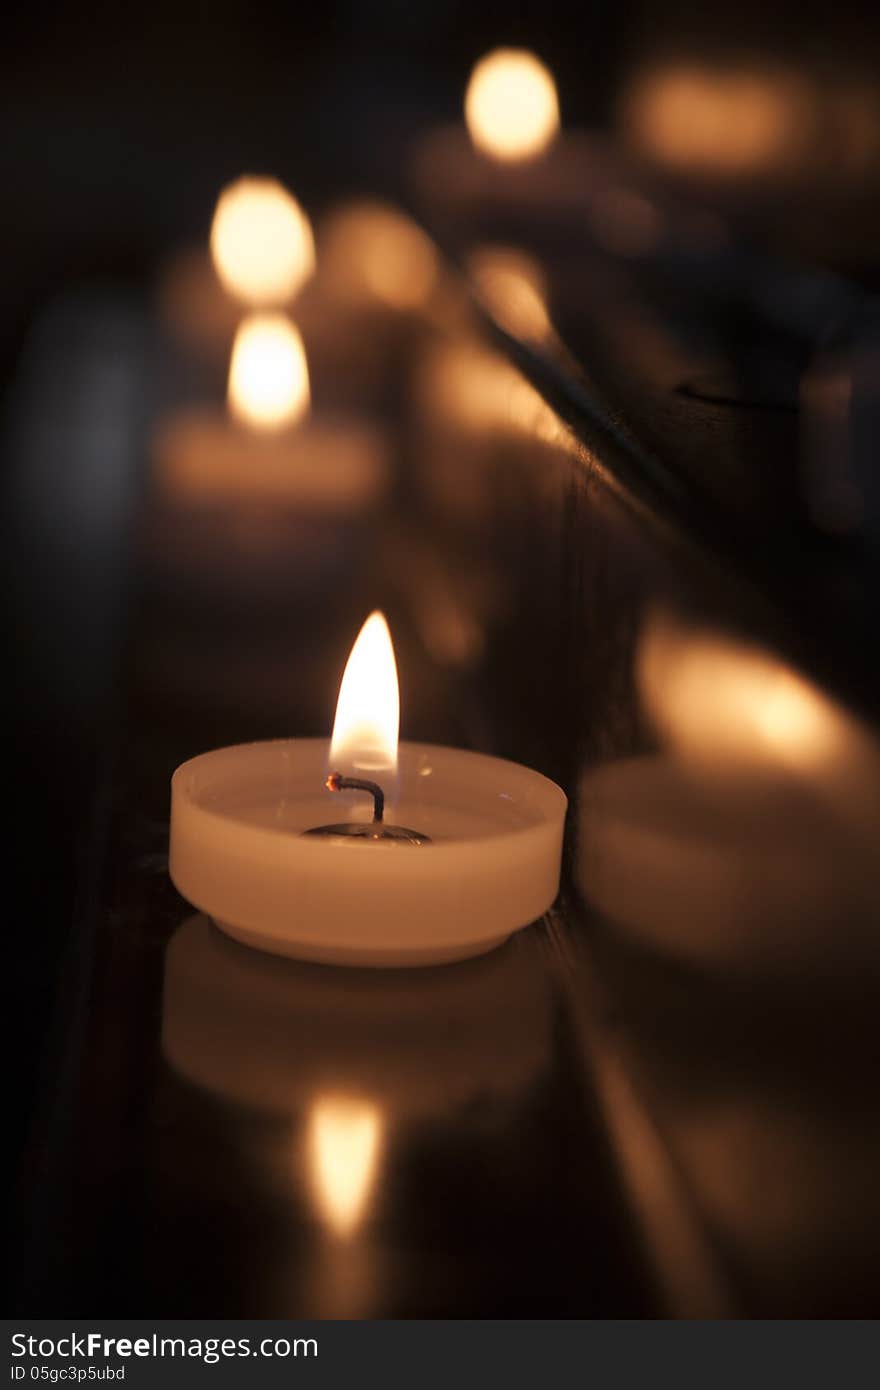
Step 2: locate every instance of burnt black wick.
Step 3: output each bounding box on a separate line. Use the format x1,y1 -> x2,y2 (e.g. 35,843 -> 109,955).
303,771 -> 430,844
325,771 -> 385,823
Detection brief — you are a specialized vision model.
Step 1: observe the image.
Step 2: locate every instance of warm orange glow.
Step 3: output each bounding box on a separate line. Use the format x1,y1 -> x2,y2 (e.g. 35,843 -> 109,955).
307,1095 -> 383,1238
465,49 -> 560,163
210,176 -> 315,304
587,188 -> 663,258
638,609 -> 846,772
319,202 -> 438,311
330,611 -> 400,775
420,341 -> 565,445
467,246 -> 552,342
227,313 -> 310,430
621,65 -> 809,177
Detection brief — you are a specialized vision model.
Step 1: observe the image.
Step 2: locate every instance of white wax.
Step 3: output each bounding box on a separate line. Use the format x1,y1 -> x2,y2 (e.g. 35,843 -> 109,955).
410,127 -> 610,229
169,738 -> 566,966
153,410 -> 389,512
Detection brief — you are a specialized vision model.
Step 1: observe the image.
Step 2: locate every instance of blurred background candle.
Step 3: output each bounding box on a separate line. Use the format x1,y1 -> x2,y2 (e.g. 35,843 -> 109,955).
158,174 -> 317,375
293,199 -> 450,413
615,56 -> 880,264
148,311 -> 389,597
411,45 -> 615,240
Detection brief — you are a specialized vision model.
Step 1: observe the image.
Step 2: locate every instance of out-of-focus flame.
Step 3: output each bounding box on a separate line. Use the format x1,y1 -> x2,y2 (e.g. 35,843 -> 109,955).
210,176 -> 315,305
330,611 -> 400,774
467,246 -> 552,342
638,608 -> 846,773
320,202 -> 438,311
228,313 -> 310,430
621,64 -> 809,177
465,49 -> 560,163
307,1094 -> 383,1238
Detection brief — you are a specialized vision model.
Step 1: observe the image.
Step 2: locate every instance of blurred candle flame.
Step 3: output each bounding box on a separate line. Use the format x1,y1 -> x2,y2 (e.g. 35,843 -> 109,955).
210,176 -> 315,304
621,64 -> 809,177
307,1094 -> 383,1238
227,313 -> 310,431
465,49 -> 560,163
638,608 -> 847,773
330,611 -> 400,775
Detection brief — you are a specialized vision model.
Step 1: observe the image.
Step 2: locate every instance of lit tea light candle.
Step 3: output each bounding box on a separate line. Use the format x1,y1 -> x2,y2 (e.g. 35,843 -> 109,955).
158,174 -> 316,361
152,311 -> 388,523
411,46 -> 608,238
465,49 -> 560,163
169,611 -> 567,965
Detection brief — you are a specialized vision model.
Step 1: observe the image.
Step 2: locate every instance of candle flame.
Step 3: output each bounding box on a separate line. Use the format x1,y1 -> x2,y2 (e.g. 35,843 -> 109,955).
465,49 -> 560,163
620,65 -> 810,177
307,1094 -> 383,1238
330,611 -> 400,775
227,312 -> 310,431
638,608 -> 844,771
210,176 -> 315,305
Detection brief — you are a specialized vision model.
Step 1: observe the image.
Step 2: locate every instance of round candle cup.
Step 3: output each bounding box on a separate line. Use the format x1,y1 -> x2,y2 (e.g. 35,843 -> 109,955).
146,411 -> 390,603
410,128 -> 615,241
169,738 -> 567,967
154,409 -> 388,511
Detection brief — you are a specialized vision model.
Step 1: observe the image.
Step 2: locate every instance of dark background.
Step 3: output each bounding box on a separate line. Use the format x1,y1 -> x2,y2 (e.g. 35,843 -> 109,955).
5,0 -> 880,1298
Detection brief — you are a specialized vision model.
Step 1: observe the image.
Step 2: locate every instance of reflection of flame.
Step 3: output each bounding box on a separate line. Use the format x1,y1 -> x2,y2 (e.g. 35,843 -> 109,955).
211,176 -> 315,304
420,341 -> 567,447
227,313 -> 310,430
465,49 -> 560,163
330,611 -> 400,775
307,1095 -> 383,1238
621,65 -> 809,176
467,246 -> 552,342
638,608 -> 845,772
320,202 -> 437,311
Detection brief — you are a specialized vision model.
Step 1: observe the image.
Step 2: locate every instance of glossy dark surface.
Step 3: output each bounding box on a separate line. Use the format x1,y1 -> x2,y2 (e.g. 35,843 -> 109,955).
12,178 -> 880,1317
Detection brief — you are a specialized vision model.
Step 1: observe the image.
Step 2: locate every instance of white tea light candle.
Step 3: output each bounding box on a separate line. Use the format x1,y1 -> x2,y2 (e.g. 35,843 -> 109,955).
169,613 -> 566,966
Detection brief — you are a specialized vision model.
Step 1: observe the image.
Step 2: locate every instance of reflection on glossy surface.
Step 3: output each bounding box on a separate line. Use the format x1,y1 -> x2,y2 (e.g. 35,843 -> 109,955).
161,915 -> 551,1112
154,917 -> 585,1316
416,339 -> 568,444
638,605 -> 872,781
575,607 -> 880,970
210,176 -> 315,305
586,920 -> 880,1314
465,49 -> 560,164
306,1094 -> 384,1237
467,246 -> 552,343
